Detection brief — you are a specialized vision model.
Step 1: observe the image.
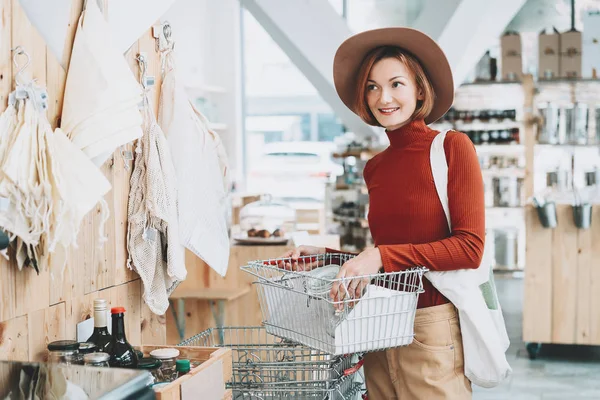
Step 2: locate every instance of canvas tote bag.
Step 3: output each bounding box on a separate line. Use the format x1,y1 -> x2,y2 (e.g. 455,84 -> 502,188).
427,129 -> 512,388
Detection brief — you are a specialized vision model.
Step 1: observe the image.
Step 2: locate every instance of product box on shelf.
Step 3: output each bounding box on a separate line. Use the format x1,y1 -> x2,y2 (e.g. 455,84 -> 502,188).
137,345 -> 232,400
582,11 -> 600,79
560,29 -> 582,78
539,29 -> 560,80
501,32 -> 523,81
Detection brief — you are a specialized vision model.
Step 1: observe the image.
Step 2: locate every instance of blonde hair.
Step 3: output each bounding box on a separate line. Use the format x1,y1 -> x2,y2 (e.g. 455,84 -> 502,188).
354,46 -> 436,126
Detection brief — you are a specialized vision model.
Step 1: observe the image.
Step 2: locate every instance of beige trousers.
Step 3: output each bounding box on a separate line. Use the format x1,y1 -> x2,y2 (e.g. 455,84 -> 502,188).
363,303 -> 472,400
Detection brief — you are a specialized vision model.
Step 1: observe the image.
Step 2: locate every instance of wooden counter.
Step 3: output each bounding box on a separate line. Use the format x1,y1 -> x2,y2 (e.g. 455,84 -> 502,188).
166,235 -> 340,344
523,204 -> 600,353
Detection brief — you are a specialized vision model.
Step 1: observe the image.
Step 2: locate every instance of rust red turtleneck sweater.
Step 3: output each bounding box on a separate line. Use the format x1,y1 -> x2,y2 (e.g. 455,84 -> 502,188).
331,119 -> 486,309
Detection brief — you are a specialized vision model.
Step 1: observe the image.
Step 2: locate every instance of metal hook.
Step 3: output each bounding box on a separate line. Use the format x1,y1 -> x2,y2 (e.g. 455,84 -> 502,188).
136,53 -> 148,87
11,46 -> 31,84
153,21 -> 174,53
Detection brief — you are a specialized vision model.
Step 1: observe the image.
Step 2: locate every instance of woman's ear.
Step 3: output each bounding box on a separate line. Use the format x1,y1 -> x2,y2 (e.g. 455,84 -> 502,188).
417,89 -> 424,101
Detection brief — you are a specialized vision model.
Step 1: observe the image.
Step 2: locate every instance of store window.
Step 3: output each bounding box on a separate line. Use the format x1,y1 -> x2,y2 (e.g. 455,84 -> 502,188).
318,113 -> 345,142
241,8 -> 345,200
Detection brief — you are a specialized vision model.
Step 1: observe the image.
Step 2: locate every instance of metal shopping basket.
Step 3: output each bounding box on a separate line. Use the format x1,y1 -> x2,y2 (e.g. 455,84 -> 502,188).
241,253 -> 427,355
230,374 -> 362,400
179,326 -> 363,399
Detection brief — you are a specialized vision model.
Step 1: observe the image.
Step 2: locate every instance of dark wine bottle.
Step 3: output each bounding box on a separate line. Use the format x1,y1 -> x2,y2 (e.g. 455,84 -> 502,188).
86,299 -> 112,353
108,307 -> 139,368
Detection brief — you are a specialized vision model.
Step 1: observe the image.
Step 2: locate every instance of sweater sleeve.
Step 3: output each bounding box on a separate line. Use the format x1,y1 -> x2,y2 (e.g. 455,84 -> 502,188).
378,132 -> 485,272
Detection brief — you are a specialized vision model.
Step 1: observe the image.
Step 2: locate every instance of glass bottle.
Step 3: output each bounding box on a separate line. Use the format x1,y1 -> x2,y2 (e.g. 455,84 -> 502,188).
108,307 -> 139,368
86,299 -> 112,353
175,359 -> 191,378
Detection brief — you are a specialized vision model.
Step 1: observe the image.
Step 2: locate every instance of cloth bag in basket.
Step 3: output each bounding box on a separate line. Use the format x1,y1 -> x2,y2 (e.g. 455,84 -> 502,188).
427,130 -> 511,388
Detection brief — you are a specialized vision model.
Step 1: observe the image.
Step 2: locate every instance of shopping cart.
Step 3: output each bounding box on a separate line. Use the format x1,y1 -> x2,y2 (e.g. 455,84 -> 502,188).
179,326 -> 363,399
241,253 -> 427,355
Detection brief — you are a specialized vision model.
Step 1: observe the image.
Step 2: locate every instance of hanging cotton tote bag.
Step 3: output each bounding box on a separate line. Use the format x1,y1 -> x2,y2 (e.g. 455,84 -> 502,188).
427,129 -> 512,388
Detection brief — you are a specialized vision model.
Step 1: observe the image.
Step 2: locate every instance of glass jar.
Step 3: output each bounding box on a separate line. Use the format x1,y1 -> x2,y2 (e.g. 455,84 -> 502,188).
138,357 -> 163,386
150,348 -> 180,382
83,352 -> 110,367
47,340 -> 80,365
239,195 -> 296,239
175,359 -> 191,379
76,342 -> 97,365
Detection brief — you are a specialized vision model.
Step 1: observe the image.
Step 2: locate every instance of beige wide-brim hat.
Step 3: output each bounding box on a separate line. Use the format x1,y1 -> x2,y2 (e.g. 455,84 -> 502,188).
333,27 -> 454,125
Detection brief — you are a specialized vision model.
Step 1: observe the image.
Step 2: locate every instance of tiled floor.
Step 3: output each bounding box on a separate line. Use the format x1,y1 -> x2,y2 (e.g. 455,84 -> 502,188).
473,274 -> 600,399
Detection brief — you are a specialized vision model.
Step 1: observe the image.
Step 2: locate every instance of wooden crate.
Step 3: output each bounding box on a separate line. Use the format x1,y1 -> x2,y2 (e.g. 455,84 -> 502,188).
137,345 -> 232,400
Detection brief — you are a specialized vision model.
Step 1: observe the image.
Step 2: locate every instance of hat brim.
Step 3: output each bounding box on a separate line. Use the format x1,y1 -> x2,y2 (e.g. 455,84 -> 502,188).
333,27 -> 454,125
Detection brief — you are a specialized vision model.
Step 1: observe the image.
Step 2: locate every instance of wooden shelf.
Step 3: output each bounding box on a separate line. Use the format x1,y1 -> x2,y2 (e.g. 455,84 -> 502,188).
537,77 -> 600,85
482,168 -> 526,178
535,143 -> 600,149
475,144 -> 525,154
332,215 -> 369,228
493,266 -> 525,274
171,287 -> 250,302
460,80 -> 522,87
332,149 -> 380,160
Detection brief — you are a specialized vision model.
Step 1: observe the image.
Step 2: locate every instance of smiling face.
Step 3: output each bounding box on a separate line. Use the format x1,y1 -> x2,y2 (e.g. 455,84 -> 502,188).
365,57 -> 424,131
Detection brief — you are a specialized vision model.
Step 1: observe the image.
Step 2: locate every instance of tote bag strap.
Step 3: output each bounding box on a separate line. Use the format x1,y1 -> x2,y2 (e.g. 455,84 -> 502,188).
430,130 -> 451,231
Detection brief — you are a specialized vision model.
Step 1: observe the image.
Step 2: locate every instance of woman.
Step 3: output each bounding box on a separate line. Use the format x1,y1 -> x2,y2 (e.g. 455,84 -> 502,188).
282,28 -> 483,399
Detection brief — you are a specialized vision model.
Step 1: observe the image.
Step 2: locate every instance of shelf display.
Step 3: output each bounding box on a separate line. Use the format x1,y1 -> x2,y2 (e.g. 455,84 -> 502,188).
325,141 -> 379,252
236,194 -> 296,244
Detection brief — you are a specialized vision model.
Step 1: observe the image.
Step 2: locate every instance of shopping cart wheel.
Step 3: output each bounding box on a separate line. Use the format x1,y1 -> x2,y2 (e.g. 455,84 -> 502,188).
526,342 -> 542,360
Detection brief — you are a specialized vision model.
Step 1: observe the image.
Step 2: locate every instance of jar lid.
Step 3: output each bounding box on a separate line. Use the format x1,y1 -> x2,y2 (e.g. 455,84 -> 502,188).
176,359 -> 191,372
150,348 -> 180,359
84,352 -> 110,363
78,342 -> 97,354
111,307 -> 126,314
48,340 -> 79,351
138,357 -> 162,369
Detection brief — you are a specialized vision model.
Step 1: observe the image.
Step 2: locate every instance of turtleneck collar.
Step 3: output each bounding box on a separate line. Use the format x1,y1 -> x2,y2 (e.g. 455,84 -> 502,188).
385,119 -> 430,148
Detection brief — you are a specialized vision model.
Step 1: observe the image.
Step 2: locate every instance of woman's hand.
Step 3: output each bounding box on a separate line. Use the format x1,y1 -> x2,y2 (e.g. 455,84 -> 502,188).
330,247 -> 383,310
276,245 -> 326,271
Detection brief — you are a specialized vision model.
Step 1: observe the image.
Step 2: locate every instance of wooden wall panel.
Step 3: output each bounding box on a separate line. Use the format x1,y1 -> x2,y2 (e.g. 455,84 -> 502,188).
0,316 -> 28,361
551,205 -> 579,344
142,303 -> 167,345
526,203 -> 600,346
523,205 -> 553,343
576,221 -> 592,344
0,0 -> 11,113
10,0 -> 50,320
64,291 -> 99,340
28,302 -> 66,362
0,256 -> 17,323
0,0 -> 13,323
590,207 -> 600,344
0,0 -> 166,361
